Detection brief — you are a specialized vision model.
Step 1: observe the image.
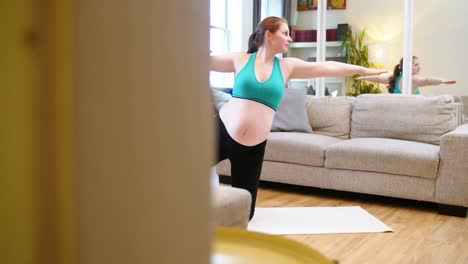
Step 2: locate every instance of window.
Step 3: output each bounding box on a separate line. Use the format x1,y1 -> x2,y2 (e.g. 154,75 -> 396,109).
261,0 -> 282,20
210,0 -> 234,88
210,0 -> 229,53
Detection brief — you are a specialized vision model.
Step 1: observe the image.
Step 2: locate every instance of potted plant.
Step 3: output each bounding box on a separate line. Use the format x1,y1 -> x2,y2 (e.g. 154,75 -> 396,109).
341,28 -> 381,96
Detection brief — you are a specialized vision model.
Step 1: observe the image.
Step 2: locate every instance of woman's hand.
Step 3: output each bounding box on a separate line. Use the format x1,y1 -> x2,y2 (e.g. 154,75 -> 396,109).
442,79 -> 456,84
361,68 -> 388,76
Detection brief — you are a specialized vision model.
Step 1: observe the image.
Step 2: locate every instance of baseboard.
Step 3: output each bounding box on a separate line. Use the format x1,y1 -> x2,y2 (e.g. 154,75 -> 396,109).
438,204 -> 468,218
220,175 -> 468,218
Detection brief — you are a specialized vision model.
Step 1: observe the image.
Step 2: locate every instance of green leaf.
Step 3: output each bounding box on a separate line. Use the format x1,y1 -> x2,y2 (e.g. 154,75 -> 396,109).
343,27 -> 379,96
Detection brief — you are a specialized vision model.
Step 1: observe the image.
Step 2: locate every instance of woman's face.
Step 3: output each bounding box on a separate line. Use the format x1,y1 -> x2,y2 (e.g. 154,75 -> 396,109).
412,58 -> 421,75
268,22 -> 292,53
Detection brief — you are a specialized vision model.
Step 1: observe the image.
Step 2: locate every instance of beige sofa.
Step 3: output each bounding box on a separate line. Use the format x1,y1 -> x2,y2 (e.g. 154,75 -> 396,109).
217,94 -> 468,217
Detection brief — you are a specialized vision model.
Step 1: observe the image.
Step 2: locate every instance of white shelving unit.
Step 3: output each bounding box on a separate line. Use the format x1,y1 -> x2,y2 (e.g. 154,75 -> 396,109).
288,41 -> 346,58
287,41 -> 347,96
289,41 -> 343,48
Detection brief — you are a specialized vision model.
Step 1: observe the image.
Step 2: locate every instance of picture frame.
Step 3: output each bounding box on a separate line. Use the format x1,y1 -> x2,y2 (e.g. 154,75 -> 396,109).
297,0 -> 315,11
328,0 -> 346,10
297,0 -> 346,11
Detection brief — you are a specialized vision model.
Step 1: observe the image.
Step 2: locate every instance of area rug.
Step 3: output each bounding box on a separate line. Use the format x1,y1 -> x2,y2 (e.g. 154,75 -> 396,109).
248,206 -> 393,235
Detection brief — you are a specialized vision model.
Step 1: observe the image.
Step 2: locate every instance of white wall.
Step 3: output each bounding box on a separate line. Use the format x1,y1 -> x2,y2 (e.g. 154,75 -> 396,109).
413,0 -> 467,95
290,0 -> 467,96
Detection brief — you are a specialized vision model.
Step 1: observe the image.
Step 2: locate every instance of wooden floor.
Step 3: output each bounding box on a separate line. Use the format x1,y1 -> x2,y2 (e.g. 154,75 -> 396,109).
252,182 -> 468,264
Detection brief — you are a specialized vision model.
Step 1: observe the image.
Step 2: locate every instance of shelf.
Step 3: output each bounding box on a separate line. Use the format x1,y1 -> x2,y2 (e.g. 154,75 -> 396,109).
289,41 -> 343,48
306,56 -> 347,62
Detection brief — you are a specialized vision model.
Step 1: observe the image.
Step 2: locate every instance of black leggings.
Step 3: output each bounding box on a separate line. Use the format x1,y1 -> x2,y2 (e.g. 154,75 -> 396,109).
216,116 -> 267,220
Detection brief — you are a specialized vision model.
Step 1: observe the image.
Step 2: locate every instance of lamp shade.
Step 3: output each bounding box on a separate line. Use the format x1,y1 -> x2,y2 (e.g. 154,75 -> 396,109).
368,43 -> 390,66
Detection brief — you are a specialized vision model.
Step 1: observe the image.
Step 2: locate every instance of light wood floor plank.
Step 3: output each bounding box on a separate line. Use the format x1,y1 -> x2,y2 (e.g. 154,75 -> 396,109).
250,183 -> 468,264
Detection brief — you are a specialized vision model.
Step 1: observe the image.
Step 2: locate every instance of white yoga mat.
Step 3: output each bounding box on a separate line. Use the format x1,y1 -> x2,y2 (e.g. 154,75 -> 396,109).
248,206 -> 393,235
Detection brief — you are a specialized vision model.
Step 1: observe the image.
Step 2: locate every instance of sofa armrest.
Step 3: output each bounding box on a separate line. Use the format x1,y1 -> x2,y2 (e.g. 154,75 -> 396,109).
212,186 -> 251,229
436,124 -> 468,207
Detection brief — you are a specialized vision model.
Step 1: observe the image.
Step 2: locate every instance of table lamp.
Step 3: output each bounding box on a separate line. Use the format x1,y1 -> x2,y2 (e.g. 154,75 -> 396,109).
368,43 -> 389,68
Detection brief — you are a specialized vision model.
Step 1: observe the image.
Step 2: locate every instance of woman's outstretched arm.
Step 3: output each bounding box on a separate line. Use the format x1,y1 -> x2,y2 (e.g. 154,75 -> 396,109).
284,58 -> 387,80
209,53 -> 242,72
356,74 -> 391,84
356,74 -> 456,88
412,76 -> 456,87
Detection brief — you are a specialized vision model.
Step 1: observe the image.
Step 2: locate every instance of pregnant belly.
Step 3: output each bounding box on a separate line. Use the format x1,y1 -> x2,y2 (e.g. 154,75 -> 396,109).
219,98 -> 275,146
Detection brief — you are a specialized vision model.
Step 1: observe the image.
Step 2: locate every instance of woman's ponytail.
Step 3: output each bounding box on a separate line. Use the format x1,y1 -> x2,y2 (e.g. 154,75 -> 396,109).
247,30 -> 263,53
387,56 -> 418,93
387,58 -> 403,93
387,64 -> 401,93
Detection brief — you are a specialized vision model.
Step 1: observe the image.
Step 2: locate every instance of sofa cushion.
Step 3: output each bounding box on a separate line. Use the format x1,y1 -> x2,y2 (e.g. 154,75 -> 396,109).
265,132 -> 343,166
351,94 -> 457,145
324,138 -> 440,179
306,96 -> 352,139
271,88 -> 313,133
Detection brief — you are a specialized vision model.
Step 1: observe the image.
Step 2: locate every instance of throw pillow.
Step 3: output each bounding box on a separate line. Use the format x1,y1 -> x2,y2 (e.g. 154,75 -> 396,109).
271,88 -> 313,133
211,88 -> 232,112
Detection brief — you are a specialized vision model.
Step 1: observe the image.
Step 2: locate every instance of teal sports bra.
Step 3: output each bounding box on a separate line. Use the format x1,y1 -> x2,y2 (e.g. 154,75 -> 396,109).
232,52 -> 285,110
393,75 -> 420,94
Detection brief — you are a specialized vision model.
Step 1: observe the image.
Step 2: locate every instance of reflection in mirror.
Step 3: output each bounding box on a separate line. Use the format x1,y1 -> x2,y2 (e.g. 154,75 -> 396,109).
289,0 -> 405,96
